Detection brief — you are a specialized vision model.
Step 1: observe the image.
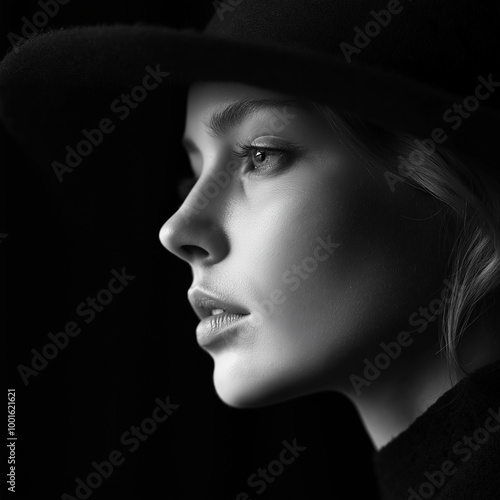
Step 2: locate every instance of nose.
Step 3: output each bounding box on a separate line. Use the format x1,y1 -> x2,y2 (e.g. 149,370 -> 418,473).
159,179 -> 229,265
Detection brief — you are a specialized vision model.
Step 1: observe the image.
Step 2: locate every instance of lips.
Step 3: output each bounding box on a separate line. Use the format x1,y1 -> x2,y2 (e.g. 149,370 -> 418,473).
205,310 -> 247,330
187,288 -> 250,321
188,288 -> 251,347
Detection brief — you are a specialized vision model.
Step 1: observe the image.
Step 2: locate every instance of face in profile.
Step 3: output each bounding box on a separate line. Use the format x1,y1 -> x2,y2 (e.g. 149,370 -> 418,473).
159,81 -> 450,409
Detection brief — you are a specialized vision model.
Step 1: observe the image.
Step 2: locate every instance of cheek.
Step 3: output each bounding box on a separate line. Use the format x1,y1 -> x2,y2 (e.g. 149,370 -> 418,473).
212,157 -> 449,404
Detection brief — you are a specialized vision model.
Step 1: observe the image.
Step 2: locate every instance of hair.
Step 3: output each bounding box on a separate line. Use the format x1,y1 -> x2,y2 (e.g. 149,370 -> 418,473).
312,102 -> 500,385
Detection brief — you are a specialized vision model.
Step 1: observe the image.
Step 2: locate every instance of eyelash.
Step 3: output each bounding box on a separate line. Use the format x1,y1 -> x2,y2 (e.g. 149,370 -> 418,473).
232,142 -> 296,175
177,142 -> 300,201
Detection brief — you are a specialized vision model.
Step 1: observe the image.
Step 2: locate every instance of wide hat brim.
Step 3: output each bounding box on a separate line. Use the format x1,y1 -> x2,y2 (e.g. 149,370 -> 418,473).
1,20 -> 499,180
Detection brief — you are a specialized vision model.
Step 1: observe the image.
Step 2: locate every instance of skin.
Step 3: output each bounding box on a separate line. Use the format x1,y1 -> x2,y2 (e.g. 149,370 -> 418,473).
159,82 -> 500,450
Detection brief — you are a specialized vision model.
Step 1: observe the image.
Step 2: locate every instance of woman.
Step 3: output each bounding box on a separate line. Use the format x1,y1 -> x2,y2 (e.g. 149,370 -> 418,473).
2,0 -> 500,498
160,80 -> 500,498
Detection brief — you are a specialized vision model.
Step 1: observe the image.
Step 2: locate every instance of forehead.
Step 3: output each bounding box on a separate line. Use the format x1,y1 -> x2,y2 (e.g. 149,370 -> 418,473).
186,81 -> 297,116
183,81 -> 325,145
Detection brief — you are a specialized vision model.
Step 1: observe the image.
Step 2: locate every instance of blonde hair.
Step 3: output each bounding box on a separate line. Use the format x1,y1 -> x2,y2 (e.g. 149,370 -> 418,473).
313,103 -> 500,384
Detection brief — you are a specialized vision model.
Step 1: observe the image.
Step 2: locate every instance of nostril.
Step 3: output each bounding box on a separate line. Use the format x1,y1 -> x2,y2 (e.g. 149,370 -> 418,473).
180,245 -> 209,261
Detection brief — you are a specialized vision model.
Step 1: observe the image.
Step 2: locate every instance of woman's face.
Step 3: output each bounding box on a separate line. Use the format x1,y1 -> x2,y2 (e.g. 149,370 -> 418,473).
159,82 -> 450,407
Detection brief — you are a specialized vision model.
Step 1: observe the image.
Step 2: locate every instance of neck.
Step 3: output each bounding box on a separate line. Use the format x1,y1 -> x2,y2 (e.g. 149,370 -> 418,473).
343,314 -> 500,451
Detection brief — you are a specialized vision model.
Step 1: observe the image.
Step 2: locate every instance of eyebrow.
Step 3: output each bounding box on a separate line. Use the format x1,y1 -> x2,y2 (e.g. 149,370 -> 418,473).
181,98 -> 300,154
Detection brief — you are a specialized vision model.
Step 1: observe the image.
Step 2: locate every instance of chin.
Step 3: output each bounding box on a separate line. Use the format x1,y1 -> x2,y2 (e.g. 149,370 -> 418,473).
211,353 -> 327,409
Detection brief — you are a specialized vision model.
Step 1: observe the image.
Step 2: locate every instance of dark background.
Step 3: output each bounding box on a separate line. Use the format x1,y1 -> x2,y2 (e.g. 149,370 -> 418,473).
2,1 -> 379,498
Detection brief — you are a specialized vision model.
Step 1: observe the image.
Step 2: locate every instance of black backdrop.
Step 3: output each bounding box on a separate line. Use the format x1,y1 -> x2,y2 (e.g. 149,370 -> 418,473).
2,1 -> 379,498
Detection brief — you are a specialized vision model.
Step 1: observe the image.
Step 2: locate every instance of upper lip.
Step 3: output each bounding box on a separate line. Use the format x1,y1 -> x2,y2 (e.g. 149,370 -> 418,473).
187,287 -> 250,321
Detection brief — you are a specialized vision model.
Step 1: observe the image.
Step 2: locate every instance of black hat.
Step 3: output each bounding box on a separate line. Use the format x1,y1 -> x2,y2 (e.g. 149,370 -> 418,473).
1,0 -> 499,181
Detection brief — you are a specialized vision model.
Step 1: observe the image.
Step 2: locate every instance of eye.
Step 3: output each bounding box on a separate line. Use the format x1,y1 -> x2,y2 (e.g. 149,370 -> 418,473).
246,147 -> 287,172
233,138 -> 302,175
176,138 -> 304,202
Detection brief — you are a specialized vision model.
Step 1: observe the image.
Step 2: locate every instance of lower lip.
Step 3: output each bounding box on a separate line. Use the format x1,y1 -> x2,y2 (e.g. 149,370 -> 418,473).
196,312 -> 250,347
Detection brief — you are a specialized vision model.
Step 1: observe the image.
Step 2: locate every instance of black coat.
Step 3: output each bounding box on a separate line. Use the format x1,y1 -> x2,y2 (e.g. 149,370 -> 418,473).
373,359 -> 500,499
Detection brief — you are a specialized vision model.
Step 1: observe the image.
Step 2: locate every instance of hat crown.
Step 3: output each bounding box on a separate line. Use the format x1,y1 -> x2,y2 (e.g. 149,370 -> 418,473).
205,0 -> 500,102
